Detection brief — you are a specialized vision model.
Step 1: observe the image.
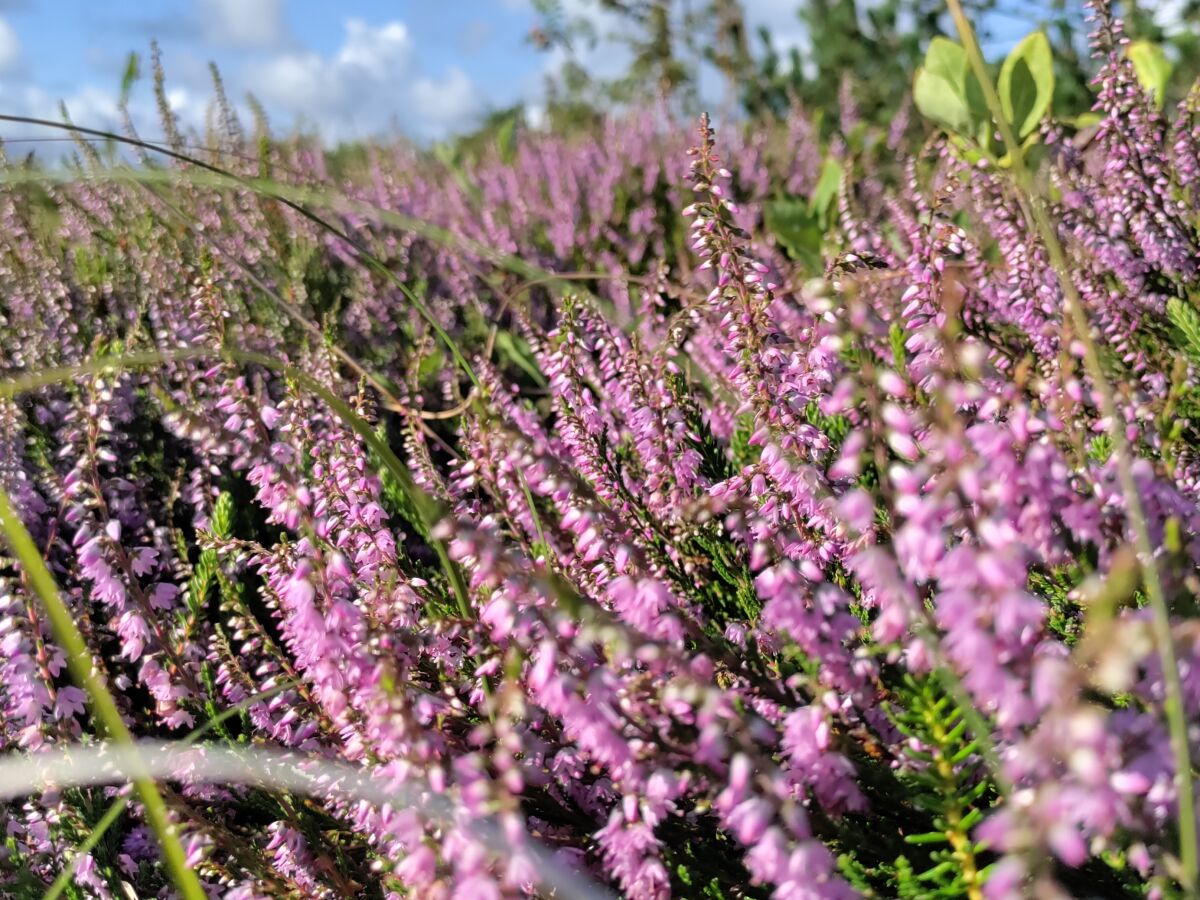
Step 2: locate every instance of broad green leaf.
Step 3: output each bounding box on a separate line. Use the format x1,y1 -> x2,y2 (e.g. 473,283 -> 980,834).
924,36 -> 969,91
1127,40 -> 1172,109
914,39 -> 973,134
914,66 -> 972,135
999,31 -> 1054,138
965,70 -> 993,146
809,157 -> 844,229
764,197 -> 823,270
914,38 -> 992,141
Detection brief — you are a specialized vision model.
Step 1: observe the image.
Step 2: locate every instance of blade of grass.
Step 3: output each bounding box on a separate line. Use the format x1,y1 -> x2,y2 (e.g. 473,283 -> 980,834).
0,487 -> 207,900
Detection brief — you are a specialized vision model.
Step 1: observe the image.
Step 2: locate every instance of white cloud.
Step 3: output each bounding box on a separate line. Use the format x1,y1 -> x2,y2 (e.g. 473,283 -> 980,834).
246,18 -> 483,141
335,19 -> 409,78
1,19 -> 480,150
198,0 -> 288,49
0,77 -> 205,165
411,68 -> 479,130
0,16 -> 21,72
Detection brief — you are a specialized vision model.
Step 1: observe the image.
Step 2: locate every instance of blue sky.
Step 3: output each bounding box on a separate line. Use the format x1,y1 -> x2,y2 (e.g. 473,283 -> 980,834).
0,0 -> 566,143
0,0 -> 855,145
0,0 -> 1161,147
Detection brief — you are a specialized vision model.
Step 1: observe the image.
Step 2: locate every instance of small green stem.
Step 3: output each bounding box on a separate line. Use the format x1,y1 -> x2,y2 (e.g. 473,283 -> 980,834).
517,470 -> 549,550
922,697 -> 984,900
43,795 -> 127,900
0,488 -> 207,900
945,1 -> 1198,892
913,613 -> 1009,795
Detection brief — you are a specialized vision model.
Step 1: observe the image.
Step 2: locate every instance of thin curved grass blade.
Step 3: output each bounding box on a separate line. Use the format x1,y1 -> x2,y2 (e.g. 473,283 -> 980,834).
0,486 -> 207,900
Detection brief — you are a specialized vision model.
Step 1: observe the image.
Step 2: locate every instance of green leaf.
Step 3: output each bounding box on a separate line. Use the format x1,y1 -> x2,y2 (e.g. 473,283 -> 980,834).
889,322 -> 907,370
914,66 -> 972,135
809,157 -> 844,230
493,330 -> 546,386
211,490 -> 234,539
998,31 -> 1054,139
964,69 -> 993,146
914,38 -> 991,140
187,551 -> 215,615
417,342 -> 446,383
119,52 -> 141,106
904,831 -> 949,845
495,113 -> 518,165
924,36 -> 969,89
764,196 -> 823,270
1127,40 -> 1173,109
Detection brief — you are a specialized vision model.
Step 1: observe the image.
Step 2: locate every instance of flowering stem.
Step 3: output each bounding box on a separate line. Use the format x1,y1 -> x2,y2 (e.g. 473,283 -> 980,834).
945,0 -> 1198,891
0,487 -> 207,900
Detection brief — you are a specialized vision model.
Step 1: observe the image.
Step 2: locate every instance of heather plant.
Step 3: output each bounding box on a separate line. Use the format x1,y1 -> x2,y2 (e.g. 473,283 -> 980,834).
2,1 -> 1200,897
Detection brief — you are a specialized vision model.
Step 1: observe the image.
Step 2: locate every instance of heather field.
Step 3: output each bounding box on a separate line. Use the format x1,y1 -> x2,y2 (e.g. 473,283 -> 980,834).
3,1 -> 1200,897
